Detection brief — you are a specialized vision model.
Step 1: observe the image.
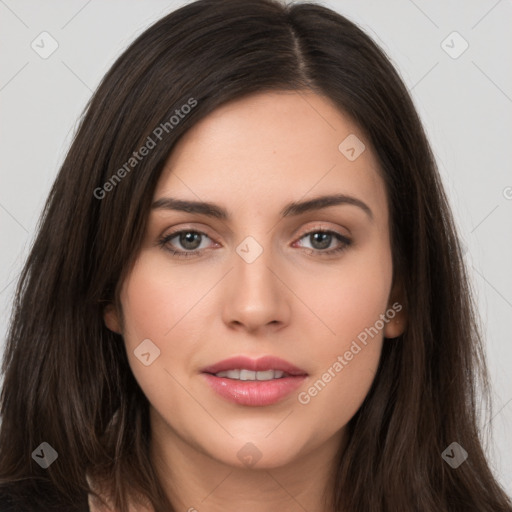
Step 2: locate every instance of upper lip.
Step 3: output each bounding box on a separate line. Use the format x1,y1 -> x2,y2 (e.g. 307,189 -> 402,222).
201,356 -> 308,376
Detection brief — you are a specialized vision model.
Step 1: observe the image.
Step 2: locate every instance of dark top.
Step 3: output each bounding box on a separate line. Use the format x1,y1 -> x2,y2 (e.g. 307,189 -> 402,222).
0,493 -> 12,512
0,483 -> 90,512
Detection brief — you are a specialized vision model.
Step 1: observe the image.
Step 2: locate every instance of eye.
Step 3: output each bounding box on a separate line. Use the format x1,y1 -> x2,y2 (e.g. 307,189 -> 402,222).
294,229 -> 352,256
158,229 -> 215,258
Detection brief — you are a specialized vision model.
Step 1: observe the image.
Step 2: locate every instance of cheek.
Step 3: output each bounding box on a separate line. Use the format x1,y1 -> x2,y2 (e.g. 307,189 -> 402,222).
119,252 -> 208,346
294,243 -> 391,420
294,287 -> 385,436
300,239 -> 393,346
117,255 -> 207,431
301,343 -> 383,446
116,254 -> 200,386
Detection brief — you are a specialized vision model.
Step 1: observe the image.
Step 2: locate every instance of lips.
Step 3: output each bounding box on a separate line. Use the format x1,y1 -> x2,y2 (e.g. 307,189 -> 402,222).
201,355 -> 308,407
201,355 -> 308,377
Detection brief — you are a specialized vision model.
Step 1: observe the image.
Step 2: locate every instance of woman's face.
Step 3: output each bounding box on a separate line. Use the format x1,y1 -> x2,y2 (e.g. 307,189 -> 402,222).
105,90 -> 405,471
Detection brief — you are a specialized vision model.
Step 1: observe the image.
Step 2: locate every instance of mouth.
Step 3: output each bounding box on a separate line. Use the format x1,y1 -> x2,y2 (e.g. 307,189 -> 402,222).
211,369 -> 289,380
201,355 -> 308,406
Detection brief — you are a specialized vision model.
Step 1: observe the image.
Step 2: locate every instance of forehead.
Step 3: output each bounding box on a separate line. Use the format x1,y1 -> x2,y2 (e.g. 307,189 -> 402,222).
155,90 -> 387,222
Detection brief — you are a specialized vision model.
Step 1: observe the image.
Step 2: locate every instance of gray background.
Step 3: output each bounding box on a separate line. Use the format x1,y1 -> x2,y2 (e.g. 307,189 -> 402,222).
1,0 -> 511,494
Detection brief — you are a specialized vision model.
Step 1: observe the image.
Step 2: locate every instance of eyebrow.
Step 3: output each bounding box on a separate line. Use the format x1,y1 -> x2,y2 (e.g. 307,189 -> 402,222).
151,193 -> 373,221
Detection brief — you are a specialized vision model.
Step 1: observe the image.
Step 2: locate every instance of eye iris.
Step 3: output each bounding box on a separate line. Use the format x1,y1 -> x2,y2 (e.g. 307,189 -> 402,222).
180,232 -> 201,250
311,232 -> 331,250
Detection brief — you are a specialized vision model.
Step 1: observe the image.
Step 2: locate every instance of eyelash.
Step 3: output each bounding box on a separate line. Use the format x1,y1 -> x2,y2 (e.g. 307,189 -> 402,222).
157,227 -> 352,259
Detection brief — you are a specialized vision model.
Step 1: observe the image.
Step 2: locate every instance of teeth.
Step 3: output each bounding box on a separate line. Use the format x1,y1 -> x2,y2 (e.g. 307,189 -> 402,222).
214,369 -> 285,380
216,369 -> 240,379
240,369 -> 256,380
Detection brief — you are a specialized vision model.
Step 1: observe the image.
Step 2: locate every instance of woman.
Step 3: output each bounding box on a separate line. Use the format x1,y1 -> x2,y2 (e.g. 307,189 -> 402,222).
0,0 -> 510,510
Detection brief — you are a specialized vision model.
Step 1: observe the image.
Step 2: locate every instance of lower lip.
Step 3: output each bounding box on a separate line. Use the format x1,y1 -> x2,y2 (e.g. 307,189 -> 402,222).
202,373 -> 307,406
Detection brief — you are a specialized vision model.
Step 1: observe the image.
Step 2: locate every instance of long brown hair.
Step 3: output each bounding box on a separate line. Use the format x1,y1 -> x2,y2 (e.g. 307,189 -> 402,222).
1,0 -> 510,510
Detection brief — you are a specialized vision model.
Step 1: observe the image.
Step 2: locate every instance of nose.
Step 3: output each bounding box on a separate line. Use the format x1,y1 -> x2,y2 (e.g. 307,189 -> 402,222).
221,239 -> 291,334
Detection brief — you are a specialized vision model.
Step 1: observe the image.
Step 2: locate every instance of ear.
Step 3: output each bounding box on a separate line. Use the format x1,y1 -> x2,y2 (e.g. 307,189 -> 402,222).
103,303 -> 122,334
383,278 -> 407,339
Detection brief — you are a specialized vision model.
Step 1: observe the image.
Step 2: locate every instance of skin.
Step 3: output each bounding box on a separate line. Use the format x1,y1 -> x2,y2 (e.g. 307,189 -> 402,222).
101,90 -> 406,512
